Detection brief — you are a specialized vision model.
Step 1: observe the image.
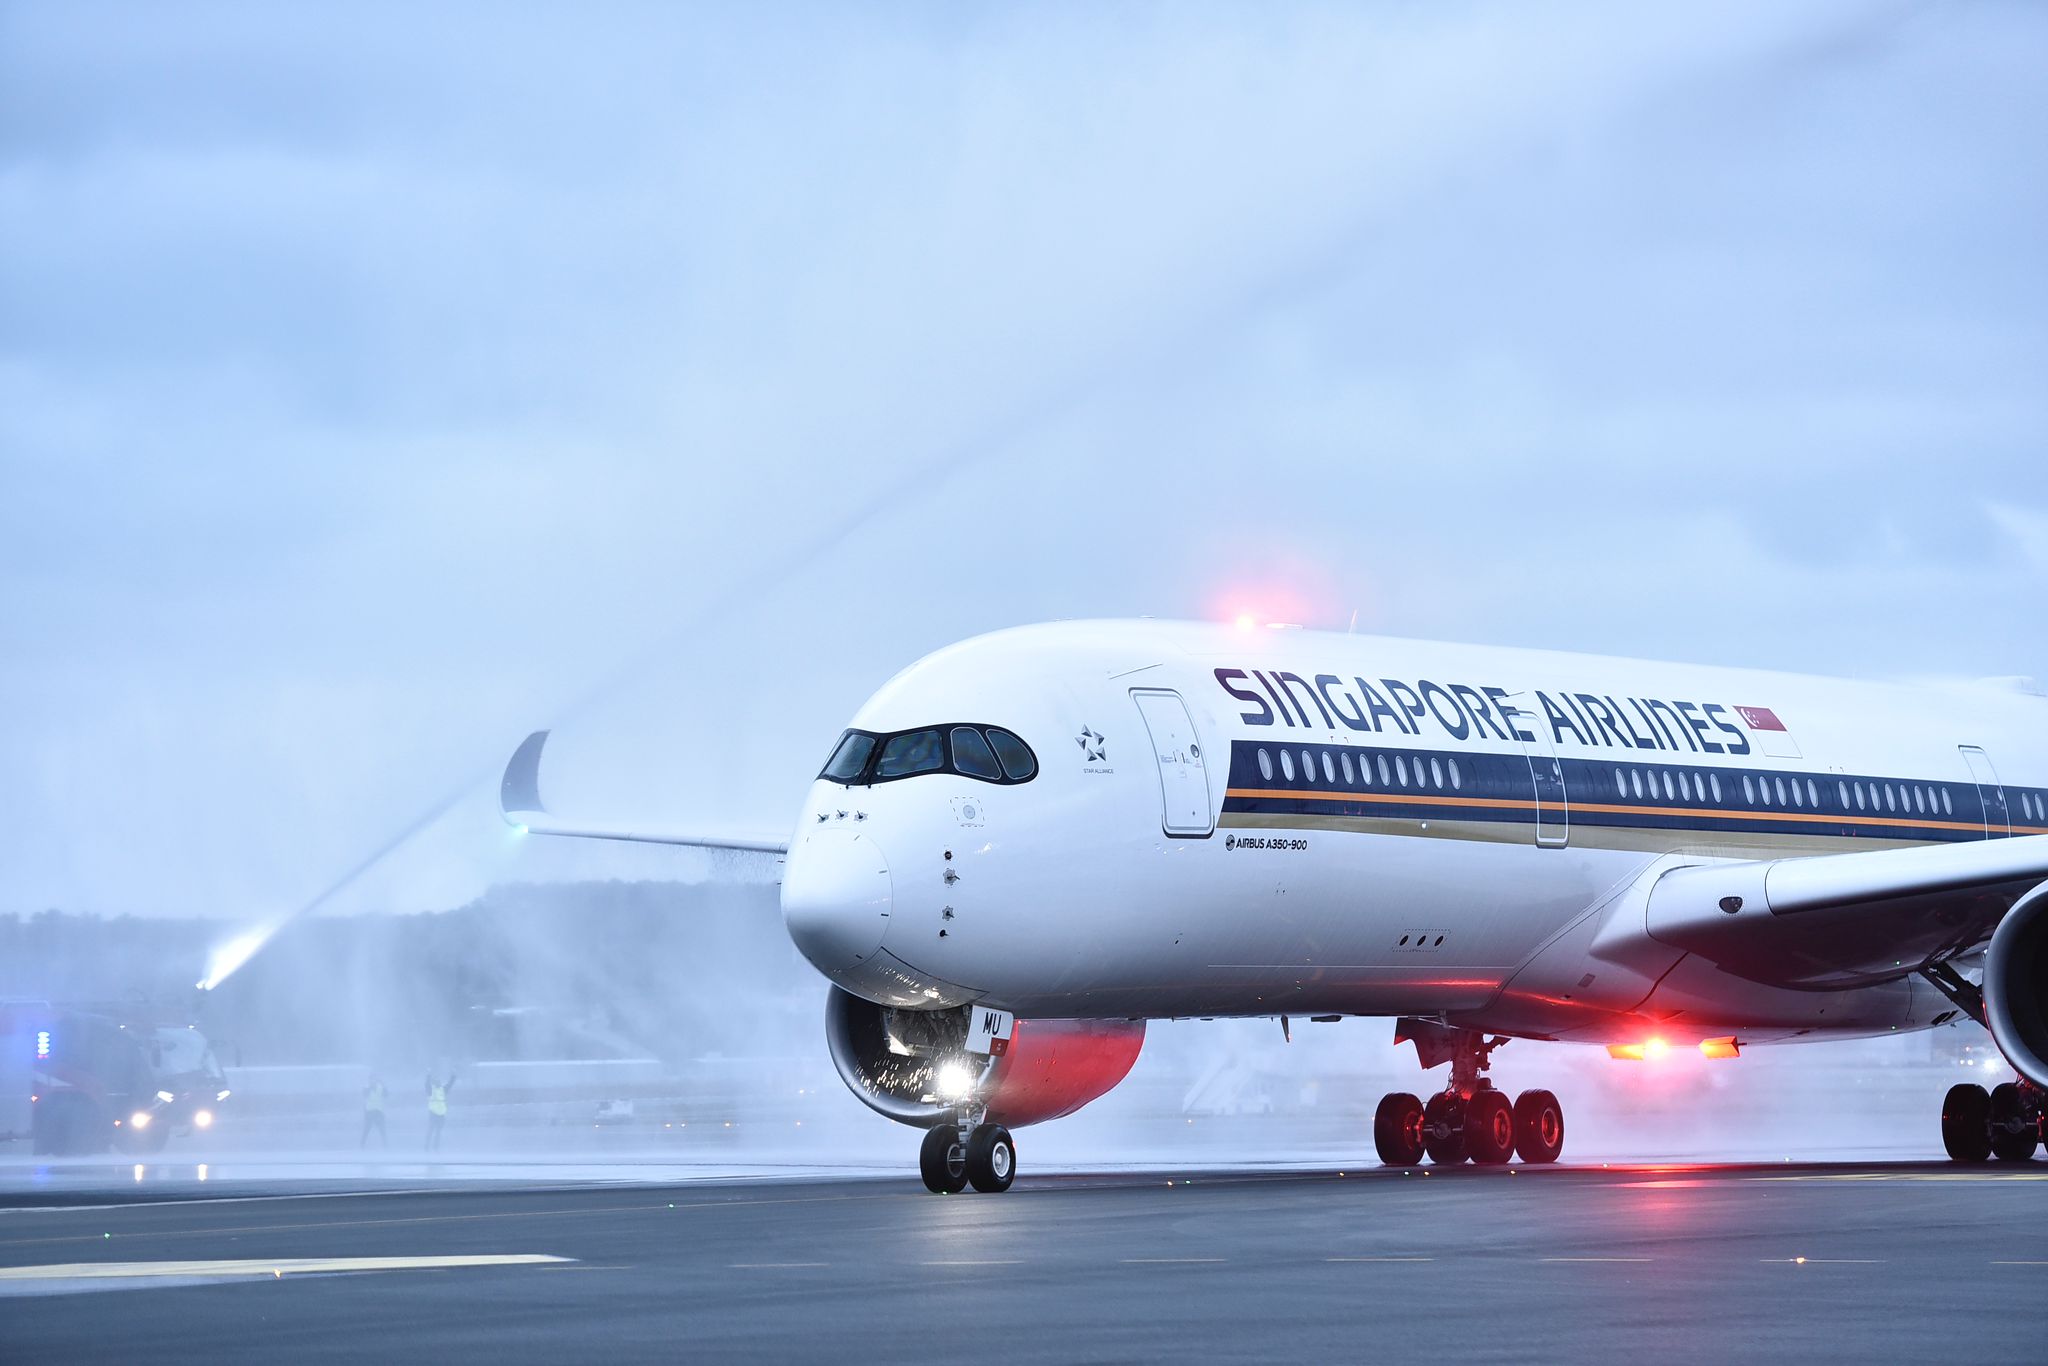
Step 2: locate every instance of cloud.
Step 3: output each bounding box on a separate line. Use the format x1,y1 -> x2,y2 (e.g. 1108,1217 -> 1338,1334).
2,1 -> 2044,915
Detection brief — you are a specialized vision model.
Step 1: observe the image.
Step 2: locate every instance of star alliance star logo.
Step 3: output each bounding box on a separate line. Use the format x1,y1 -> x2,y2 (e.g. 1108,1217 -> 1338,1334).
1076,726 -> 1107,763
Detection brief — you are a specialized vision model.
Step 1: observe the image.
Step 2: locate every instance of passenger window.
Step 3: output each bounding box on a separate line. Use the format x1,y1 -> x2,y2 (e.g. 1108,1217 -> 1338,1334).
1710,773 -> 1723,803
876,729 -> 945,779
821,731 -> 876,783
1790,780 -> 1803,808
1341,752 -> 1356,785
1884,785 -> 1896,812
1632,770 -> 1645,800
1300,750 -> 1314,781
1378,755 -> 1391,786
1448,759 -> 1462,790
1838,781 -> 1850,809
1323,751 -> 1337,785
1807,780 -> 1819,808
1281,749 -> 1296,782
1614,769 -> 1627,798
1662,772 -> 1676,801
1854,783 -> 1866,811
1430,758 -> 1444,789
1942,788 -> 1953,816
986,728 -> 1037,781
1396,756 -> 1409,787
1912,786 -> 1926,815
951,727 -> 1001,780
1258,748 -> 1274,782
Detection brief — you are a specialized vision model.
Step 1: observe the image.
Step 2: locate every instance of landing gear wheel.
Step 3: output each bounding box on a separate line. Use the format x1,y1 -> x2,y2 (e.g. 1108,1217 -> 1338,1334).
1422,1092 -> 1467,1166
965,1124 -> 1017,1193
919,1123 -> 968,1194
1941,1083 -> 1992,1163
1374,1093 -> 1426,1166
1465,1089 -> 1515,1165
1988,1083 -> 2039,1163
1513,1089 -> 1565,1164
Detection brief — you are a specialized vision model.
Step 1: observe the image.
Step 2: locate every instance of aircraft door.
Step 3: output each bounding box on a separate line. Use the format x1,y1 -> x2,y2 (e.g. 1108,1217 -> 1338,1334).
1130,689 -> 1213,837
1960,745 -> 2012,836
1504,696 -> 1569,848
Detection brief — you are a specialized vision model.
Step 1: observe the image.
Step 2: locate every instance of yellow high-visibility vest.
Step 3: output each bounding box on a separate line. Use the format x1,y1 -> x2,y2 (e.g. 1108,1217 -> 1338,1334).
428,1083 -> 448,1117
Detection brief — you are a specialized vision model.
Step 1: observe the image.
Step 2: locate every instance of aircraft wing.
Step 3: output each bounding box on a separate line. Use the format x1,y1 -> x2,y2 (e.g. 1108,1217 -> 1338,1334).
1636,833 -> 2048,988
499,730 -> 788,855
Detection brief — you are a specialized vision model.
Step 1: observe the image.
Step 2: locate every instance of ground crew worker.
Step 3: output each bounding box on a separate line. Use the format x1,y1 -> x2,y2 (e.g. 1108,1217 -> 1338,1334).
424,1071 -> 454,1151
360,1075 -> 387,1148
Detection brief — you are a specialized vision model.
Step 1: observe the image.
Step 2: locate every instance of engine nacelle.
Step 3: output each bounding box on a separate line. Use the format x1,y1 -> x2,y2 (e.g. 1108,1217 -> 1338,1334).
823,986 -> 1144,1129
1986,880 -> 2048,1089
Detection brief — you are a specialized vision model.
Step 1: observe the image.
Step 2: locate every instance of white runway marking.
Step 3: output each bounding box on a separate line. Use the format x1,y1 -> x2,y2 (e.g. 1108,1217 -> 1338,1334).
0,1253 -> 571,1291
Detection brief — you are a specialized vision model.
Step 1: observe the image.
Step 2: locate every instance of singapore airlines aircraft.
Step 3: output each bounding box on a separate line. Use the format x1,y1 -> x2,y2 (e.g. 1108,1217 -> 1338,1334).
501,619 -> 2048,1193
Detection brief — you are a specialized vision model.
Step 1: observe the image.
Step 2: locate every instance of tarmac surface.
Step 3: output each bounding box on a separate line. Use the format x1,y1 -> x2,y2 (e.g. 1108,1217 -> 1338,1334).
3,1159 -> 2046,1364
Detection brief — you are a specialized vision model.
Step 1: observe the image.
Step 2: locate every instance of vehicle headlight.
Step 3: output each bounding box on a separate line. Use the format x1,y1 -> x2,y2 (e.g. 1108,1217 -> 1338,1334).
129,1111 -> 152,1129
193,1110 -> 214,1129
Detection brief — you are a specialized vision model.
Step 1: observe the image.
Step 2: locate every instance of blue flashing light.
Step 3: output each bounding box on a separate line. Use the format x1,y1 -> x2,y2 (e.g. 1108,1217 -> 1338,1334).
36,1030 -> 51,1060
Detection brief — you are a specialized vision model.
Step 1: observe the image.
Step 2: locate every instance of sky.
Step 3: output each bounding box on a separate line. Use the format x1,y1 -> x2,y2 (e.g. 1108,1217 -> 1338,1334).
4,1 -> 2046,920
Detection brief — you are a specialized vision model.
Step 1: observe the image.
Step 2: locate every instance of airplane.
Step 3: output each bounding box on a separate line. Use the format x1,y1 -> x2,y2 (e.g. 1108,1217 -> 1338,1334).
500,618 -> 2048,1193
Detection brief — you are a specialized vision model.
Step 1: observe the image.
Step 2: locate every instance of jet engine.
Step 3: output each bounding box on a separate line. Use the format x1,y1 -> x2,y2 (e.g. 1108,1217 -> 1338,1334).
1985,880 -> 2048,1089
823,986 -> 1144,1129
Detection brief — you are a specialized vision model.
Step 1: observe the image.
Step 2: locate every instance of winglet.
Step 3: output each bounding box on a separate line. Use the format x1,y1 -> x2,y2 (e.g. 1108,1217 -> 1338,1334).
501,729 -> 551,821
496,728 -> 787,854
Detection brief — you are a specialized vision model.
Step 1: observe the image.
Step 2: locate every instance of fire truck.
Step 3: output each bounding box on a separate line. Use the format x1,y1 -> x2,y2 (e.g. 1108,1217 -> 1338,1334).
0,1002 -> 231,1156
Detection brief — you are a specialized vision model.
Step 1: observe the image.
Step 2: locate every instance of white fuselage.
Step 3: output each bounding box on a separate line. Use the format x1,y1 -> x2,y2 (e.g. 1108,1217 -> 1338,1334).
778,621 -> 2048,1047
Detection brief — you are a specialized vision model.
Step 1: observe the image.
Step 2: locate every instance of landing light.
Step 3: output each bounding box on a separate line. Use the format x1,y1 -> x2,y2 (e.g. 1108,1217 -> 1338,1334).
935,1060 -> 975,1100
1234,613 -> 1257,632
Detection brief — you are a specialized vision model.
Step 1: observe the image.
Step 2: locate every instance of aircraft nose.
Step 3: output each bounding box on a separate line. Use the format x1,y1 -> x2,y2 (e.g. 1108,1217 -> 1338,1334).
782,827 -> 892,976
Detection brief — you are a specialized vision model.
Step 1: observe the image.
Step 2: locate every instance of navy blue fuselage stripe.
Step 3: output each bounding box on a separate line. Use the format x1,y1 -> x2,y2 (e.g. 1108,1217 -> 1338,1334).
1221,741 -> 2026,844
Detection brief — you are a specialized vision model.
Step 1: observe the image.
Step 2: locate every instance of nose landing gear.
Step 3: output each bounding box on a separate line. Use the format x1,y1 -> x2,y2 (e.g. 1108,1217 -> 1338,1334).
1373,1022 -> 1565,1167
919,1109 -> 1018,1194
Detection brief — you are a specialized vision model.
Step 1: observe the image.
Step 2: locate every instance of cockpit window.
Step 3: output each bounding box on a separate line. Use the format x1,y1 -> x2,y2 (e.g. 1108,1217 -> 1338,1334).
817,724 -> 1038,787
876,729 -> 946,779
951,726 -> 1001,780
986,728 -> 1036,781
822,731 -> 876,782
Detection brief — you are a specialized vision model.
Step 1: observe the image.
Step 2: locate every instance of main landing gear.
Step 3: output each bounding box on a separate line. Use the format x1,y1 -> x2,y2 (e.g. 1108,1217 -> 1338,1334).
919,1111 -> 1017,1194
1941,1078 -> 2043,1163
1374,1025 -> 1565,1167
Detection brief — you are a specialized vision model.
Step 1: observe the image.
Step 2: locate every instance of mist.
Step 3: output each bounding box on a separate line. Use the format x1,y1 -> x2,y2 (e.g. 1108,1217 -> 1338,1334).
4,3 -> 2045,1175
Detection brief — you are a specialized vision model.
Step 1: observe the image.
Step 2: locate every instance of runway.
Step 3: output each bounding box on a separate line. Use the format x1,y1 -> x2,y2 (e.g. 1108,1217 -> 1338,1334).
3,1161 -> 2045,1364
